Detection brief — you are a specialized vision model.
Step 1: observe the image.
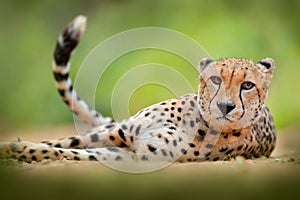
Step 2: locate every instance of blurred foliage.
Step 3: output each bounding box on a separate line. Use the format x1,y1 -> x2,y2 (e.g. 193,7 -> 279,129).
0,0 -> 299,131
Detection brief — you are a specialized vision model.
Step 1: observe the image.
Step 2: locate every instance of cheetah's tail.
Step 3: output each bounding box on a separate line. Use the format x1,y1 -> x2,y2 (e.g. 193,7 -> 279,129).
52,15 -> 113,127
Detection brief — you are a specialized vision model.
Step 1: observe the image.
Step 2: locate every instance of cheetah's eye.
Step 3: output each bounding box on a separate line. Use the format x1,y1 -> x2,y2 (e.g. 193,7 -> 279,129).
210,76 -> 222,86
241,81 -> 255,90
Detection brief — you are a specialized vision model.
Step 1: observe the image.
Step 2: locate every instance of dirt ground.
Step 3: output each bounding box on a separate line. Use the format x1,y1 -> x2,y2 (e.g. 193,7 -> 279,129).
0,125 -> 299,200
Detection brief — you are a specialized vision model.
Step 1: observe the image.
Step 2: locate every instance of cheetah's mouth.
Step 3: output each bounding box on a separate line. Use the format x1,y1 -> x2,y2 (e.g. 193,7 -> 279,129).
216,115 -> 234,122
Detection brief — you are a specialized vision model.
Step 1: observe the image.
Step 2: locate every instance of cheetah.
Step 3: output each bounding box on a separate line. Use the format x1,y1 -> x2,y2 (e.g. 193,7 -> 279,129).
0,15 -> 276,165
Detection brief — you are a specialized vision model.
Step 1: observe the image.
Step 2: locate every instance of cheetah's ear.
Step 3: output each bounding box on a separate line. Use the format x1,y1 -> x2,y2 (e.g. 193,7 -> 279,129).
257,58 -> 275,79
199,57 -> 214,72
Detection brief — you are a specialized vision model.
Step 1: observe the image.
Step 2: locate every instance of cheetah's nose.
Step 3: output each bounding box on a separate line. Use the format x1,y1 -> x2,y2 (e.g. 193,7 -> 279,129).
217,102 -> 236,115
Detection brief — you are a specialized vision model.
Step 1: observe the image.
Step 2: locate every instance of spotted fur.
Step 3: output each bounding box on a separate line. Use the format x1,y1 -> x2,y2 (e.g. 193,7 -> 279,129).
0,16 -> 276,163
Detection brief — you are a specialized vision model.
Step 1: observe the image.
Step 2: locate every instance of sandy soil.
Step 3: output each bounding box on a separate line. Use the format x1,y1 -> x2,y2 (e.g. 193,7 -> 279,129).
0,125 -> 299,200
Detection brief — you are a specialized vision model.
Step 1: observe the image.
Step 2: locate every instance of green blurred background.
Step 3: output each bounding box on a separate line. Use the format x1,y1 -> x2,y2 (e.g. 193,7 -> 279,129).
0,0 -> 299,131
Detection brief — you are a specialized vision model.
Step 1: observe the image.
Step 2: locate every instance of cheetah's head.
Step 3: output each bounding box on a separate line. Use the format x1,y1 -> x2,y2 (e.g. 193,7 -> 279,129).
197,57 -> 275,131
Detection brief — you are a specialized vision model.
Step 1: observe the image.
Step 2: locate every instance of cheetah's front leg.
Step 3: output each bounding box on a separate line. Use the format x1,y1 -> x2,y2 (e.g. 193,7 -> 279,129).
41,124 -> 134,150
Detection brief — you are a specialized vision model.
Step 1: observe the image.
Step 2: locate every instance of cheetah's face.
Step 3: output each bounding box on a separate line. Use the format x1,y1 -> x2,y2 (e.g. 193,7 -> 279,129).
198,58 -> 275,131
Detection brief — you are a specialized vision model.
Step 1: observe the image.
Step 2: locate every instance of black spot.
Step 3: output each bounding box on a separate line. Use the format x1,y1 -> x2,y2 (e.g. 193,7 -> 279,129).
160,102 -> 166,105
210,130 -> 218,135
190,121 -> 194,127
188,143 -> 196,148
160,112 -> 165,116
169,151 -> 174,158
105,124 -> 114,129
190,101 -> 195,107
223,133 -> 228,139
167,131 -> 174,135
19,155 -> 27,161
91,133 -> 99,142
135,125 -> 141,135
141,155 -> 149,161
58,89 -> 65,97
74,156 -> 80,161
145,112 -> 151,117
213,157 -> 219,161
226,149 -> 234,155
69,85 -> 73,92
170,113 -> 175,118
219,147 -> 228,152
130,136 -> 134,142
164,138 -> 169,144
129,125 -> 134,132
63,100 -> 69,105
205,143 -> 213,149
118,129 -> 126,142
171,102 -> 176,105
233,132 -> 241,137
250,135 -> 253,142
42,150 -> 48,154
54,144 -> 62,148
198,129 -> 206,136
181,101 -> 185,105
194,151 -> 200,156
157,119 -> 163,123
109,135 -> 115,141
44,156 -> 50,159
121,124 -> 128,130
204,152 -> 211,157
187,158 -> 192,162
177,116 -> 181,121
167,119 -> 173,123
169,126 -> 176,130
173,140 -> 177,146
107,147 -> 119,152
237,145 -> 243,150
115,156 -> 122,161
58,150 -> 63,154
29,149 -> 36,154
70,138 -> 80,147
171,107 -> 175,110
119,142 -> 128,148
71,150 -> 78,154
178,137 -> 183,142
147,144 -> 157,152
53,72 -> 69,82
164,108 -> 169,111
161,149 -> 168,157
152,108 -> 158,111
31,156 -> 37,161
89,155 -> 98,161
181,149 -> 187,155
